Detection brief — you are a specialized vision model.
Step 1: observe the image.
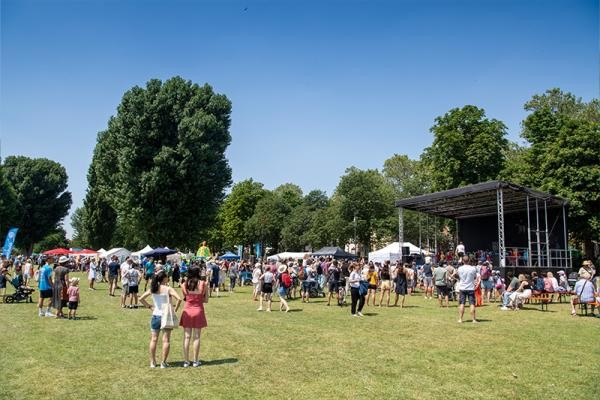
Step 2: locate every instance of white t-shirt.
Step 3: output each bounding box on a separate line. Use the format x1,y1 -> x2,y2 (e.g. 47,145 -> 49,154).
128,269 -> 140,286
121,262 -> 130,284
350,271 -> 361,288
457,264 -> 478,291
456,244 -> 465,254
263,271 -> 274,284
24,262 -> 32,275
252,268 -> 262,284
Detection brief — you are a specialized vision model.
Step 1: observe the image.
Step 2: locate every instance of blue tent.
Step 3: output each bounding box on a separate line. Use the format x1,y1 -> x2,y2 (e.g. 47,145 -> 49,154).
142,247 -> 177,258
219,251 -> 240,260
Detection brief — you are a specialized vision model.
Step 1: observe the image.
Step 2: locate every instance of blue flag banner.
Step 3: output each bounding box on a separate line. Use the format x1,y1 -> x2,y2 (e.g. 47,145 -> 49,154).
2,227 -> 19,258
254,243 -> 262,259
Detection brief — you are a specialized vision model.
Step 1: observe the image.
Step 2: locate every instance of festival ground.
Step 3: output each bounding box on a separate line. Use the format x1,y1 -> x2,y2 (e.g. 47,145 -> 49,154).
1,272 -> 598,400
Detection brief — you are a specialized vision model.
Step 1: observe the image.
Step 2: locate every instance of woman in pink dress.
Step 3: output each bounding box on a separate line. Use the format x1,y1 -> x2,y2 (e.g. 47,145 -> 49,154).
180,266 -> 208,367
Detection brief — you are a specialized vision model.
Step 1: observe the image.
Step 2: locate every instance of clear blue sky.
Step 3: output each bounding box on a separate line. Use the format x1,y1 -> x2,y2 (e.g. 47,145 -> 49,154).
1,0 -> 598,238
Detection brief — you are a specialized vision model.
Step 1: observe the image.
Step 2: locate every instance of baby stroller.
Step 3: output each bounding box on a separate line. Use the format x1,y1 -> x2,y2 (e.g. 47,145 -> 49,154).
308,280 -> 325,298
3,277 -> 35,303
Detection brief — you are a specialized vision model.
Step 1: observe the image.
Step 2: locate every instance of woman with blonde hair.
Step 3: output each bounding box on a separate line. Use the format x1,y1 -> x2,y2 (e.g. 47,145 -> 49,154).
509,274 -> 532,310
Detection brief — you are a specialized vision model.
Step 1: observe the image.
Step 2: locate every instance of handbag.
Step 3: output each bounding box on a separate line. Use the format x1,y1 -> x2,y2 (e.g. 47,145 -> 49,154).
160,302 -> 179,329
358,280 -> 369,296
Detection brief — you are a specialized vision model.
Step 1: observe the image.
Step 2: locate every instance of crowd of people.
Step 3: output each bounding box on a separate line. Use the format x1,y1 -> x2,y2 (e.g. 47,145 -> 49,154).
1,248 -> 598,368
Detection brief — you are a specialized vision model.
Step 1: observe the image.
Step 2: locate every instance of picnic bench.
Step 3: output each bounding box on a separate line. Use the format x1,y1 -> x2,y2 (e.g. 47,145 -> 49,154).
528,293 -> 553,311
572,293 -> 600,316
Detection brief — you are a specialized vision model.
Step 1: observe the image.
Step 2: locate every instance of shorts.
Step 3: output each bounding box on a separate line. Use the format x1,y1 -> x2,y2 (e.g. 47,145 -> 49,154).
68,301 -> 78,310
436,285 -> 449,297
109,274 -> 118,282
150,315 -> 162,332
423,277 -> 433,287
406,279 -> 414,288
145,273 -> 153,280
395,283 -> 407,295
278,287 -> 287,297
328,282 -> 339,293
253,282 -> 261,293
380,280 -> 391,290
482,279 -> 494,290
457,252 -> 464,257
61,299 -> 68,308
210,280 -> 219,289
40,289 -> 52,299
128,285 -> 139,294
459,290 -> 476,305
368,284 -> 377,290
262,282 -> 273,294
121,283 -> 129,295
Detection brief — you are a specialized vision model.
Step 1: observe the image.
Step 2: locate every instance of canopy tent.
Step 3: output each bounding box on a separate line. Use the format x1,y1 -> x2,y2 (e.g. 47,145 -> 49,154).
311,247 -> 357,259
69,249 -> 98,257
132,245 -> 153,259
368,242 -> 424,263
142,247 -> 177,258
99,248 -> 131,262
219,251 -> 241,260
266,252 -> 311,262
42,248 -> 71,256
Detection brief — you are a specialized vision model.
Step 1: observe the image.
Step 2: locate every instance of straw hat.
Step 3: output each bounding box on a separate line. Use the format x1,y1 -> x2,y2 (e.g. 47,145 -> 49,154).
278,264 -> 287,274
58,256 -> 69,264
254,262 -> 262,268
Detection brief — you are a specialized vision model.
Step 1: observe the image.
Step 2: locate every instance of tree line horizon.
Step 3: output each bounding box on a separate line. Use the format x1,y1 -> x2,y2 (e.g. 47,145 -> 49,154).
1,77 -> 598,258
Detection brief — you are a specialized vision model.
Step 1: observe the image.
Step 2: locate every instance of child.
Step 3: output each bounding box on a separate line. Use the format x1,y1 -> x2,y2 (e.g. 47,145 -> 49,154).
67,277 -> 80,320
127,264 -> 140,308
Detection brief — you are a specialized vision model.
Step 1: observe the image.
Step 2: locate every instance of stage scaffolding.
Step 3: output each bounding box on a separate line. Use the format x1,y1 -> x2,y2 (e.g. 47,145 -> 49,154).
395,181 -> 571,270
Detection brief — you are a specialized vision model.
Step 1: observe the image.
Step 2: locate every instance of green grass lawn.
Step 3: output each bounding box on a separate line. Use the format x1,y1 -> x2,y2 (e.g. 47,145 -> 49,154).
1,272 -> 599,400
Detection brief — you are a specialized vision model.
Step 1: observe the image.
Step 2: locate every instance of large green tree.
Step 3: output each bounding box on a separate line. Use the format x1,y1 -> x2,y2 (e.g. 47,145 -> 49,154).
0,164 -> 19,237
3,156 -> 72,254
220,179 -> 267,249
84,77 -> 232,248
509,89 -> 600,256
334,167 -> 395,253
422,105 -> 509,191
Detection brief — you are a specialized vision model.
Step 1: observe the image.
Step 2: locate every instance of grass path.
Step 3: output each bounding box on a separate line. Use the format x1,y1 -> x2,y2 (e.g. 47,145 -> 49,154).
1,272 -> 599,400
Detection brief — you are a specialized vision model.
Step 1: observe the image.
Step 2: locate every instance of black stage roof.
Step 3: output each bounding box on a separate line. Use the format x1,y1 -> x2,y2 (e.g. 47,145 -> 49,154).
394,181 -> 568,219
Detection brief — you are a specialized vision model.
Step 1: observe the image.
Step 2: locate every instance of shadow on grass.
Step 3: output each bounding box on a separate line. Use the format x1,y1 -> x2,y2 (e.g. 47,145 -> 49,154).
75,316 -> 98,320
362,312 -> 379,316
202,358 -> 238,366
286,309 -> 303,313
521,307 -> 558,313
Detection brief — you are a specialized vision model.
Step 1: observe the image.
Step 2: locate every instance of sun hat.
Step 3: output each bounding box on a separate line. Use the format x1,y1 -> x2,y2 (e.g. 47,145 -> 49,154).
70,277 -> 80,284
254,262 -> 262,268
278,264 -> 287,274
58,256 -> 69,264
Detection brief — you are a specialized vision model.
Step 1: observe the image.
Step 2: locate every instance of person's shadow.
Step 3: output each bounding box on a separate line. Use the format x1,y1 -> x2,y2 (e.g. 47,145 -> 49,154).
201,358 -> 238,366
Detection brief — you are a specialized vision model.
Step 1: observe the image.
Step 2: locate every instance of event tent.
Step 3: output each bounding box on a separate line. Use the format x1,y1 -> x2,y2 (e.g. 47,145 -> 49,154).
132,245 -> 153,259
266,252 -> 311,262
368,242 -> 424,263
99,248 -> 131,262
311,247 -> 357,259
219,251 -> 241,260
69,249 -> 98,257
142,247 -> 177,258
42,248 -> 71,256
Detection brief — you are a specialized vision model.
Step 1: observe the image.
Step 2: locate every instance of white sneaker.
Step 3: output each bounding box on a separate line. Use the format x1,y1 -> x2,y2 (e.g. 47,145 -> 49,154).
160,362 -> 169,369
45,312 -> 55,317
192,361 -> 202,367
182,362 -> 190,368
500,306 -> 509,311
257,308 -> 263,312
357,312 -> 364,317
351,314 -> 358,317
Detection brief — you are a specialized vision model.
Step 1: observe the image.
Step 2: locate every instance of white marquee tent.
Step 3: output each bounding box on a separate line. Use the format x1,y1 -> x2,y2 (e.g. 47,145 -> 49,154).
368,242 -> 424,263
99,247 -> 131,262
267,252 -> 311,262
132,245 -> 153,260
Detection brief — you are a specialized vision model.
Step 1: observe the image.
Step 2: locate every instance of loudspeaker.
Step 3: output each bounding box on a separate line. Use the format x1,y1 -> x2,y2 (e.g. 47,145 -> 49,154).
402,246 -> 410,256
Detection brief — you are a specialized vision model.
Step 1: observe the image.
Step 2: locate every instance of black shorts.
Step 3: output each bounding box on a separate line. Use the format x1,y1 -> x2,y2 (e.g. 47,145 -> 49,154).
40,289 -> 52,299
459,290 -> 476,305
436,285 -> 449,297
368,284 -> 377,290
128,285 -> 139,294
262,282 -> 273,294
210,280 -> 219,289
145,273 -> 153,280
61,299 -> 68,308
68,301 -> 78,310
328,282 -> 339,292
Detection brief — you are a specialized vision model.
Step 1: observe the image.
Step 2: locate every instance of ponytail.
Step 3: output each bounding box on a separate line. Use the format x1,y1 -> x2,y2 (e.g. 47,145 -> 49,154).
150,271 -> 166,294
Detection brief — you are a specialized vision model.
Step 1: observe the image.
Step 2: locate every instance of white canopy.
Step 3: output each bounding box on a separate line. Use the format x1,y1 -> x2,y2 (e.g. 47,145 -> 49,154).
267,252 -> 311,262
132,245 -> 153,259
368,242 -> 424,263
99,247 -> 131,262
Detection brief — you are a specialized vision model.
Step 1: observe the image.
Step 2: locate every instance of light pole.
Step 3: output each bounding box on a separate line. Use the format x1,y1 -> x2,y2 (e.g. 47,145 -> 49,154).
353,212 -> 357,255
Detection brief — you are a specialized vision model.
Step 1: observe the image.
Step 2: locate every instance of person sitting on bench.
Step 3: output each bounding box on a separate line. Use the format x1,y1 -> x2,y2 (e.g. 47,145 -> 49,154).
570,272 -> 597,316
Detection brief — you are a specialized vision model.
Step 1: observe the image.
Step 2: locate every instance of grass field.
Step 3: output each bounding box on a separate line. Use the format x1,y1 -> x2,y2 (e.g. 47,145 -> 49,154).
1,272 -> 599,400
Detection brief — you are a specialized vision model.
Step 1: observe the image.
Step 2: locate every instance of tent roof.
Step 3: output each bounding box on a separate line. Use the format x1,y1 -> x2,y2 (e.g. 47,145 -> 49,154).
395,180 -> 568,219
311,247 -> 357,258
132,245 -> 153,257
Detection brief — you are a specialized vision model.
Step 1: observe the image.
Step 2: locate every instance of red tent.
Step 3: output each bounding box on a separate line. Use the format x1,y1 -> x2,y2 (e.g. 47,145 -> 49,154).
42,248 -> 71,256
71,249 -> 97,255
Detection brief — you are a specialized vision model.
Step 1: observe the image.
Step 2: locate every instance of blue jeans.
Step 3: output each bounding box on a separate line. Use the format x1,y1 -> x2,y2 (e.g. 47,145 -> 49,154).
502,291 -> 512,306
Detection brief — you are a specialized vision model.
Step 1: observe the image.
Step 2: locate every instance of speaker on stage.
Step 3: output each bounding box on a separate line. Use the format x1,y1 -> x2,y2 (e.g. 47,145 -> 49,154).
402,246 -> 410,256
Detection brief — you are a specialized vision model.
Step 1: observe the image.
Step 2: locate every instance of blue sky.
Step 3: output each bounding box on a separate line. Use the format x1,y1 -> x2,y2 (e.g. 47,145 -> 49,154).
1,0 -> 597,237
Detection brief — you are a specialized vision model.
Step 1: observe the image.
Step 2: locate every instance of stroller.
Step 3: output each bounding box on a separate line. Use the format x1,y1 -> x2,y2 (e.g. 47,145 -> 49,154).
3,276 -> 35,303
307,280 -> 325,298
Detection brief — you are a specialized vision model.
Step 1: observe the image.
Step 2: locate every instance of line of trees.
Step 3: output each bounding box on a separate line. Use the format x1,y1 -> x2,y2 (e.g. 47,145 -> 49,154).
1,83 -> 597,259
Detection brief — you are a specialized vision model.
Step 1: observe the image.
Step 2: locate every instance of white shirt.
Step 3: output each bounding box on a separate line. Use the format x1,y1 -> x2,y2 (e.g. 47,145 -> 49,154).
457,264 -> 478,291
121,262 -> 130,284
252,268 -> 262,284
24,262 -> 32,275
456,244 -> 465,254
350,271 -> 361,288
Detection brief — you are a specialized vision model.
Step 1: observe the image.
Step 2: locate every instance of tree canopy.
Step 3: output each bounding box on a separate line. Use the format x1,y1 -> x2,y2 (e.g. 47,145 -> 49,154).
82,77 -> 232,249
3,156 -> 72,254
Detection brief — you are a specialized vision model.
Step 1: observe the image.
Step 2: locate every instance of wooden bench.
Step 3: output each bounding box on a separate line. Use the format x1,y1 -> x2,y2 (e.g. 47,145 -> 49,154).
572,297 -> 600,316
528,294 -> 553,311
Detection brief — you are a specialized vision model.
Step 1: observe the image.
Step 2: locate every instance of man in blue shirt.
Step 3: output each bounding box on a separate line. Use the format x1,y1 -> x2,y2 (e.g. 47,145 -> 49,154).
38,258 -> 54,317
143,258 -> 155,291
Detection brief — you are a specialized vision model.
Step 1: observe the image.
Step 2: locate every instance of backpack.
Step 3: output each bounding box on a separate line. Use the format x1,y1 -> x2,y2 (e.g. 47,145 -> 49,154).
480,266 -> 491,280
534,277 -> 545,292
281,273 -> 292,289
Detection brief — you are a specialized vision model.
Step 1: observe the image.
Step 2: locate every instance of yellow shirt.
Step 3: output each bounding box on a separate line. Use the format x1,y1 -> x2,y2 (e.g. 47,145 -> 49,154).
367,271 -> 378,285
